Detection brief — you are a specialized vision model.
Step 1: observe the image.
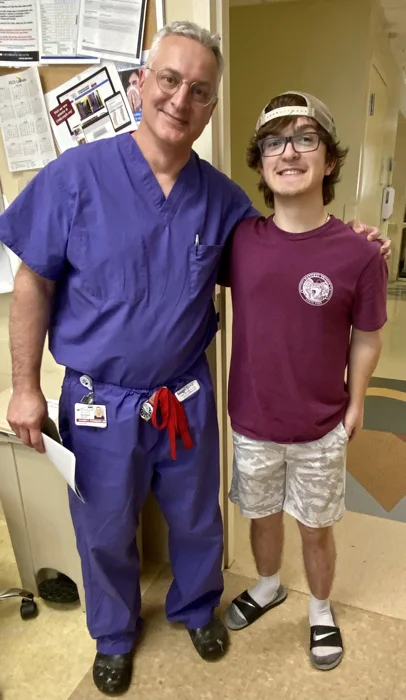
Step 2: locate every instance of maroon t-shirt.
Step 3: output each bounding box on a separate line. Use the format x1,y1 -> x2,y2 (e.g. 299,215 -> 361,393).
222,215 -> 388,443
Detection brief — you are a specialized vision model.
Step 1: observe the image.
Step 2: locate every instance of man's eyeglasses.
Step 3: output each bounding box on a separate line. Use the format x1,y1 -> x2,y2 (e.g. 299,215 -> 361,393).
147,68 -> 217,107
258,132 -> 323,157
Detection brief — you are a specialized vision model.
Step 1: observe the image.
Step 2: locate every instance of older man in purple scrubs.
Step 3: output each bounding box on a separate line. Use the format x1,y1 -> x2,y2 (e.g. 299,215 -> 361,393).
0,20 -> 389,697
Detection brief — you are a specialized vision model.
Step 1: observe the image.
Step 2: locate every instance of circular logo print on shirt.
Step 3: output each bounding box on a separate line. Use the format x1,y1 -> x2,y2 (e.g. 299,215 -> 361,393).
299,272 -> 333,306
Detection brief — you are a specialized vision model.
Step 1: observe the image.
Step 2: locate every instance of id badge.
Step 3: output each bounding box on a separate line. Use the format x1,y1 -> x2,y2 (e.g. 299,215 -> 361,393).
75,403 -> 107,428
175,380 -> 200,402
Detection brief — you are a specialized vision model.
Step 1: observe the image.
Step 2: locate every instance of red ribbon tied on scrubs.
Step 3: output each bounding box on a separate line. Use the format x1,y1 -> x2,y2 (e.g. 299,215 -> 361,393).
152,387 -> 194,460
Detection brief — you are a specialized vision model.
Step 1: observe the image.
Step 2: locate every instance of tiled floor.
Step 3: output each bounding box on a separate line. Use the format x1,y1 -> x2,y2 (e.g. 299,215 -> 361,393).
70,567 -> 406,700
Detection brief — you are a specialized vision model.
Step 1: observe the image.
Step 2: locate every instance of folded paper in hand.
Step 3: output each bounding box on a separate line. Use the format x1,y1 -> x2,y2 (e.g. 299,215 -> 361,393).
42,418 -> 84,502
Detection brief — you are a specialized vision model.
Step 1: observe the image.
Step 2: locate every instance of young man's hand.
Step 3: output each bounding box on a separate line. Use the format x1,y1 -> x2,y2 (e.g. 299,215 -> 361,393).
343,402 -> 364,441
347,220 -> 391,260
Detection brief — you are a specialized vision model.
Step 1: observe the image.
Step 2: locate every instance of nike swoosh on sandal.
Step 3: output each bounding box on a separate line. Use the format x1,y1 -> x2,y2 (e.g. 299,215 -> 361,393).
313,631 -> 338,642
236,596 -> 256,607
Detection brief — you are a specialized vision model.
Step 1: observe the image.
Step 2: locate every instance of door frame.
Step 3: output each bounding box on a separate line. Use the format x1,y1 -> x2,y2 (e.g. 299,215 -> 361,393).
164,0 -> 235,568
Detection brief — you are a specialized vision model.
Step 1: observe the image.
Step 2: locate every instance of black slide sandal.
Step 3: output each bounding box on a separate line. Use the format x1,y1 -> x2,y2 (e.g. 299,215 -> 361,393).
224,585 -> 287,630
310,624 -> 344,671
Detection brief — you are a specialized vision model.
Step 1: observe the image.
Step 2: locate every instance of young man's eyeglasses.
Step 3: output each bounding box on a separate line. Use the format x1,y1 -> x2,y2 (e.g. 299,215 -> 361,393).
147,68 -> 217,107
258,132 -> 323,157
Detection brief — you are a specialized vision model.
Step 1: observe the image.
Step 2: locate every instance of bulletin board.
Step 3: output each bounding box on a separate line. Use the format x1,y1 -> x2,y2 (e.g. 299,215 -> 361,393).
0,0 -> 160,205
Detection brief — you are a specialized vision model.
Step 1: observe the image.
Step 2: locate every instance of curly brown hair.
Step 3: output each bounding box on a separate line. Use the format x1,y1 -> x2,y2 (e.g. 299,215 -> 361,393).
247,93 -> 348,209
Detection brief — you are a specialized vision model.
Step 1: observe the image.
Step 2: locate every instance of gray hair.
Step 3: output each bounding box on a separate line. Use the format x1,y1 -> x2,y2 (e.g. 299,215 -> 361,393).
147,20 -> 224,78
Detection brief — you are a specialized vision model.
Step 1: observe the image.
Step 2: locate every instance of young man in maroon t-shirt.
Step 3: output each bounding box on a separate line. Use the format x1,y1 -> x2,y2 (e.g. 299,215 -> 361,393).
222,92 -> 388,671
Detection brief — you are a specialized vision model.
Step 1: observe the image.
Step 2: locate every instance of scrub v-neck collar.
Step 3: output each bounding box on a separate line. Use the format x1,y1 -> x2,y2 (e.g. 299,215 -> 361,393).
121,132 -> 195,225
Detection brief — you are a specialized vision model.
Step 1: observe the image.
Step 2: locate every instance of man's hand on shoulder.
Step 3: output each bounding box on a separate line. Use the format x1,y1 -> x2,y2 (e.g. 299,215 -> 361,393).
347,220 -> 391,260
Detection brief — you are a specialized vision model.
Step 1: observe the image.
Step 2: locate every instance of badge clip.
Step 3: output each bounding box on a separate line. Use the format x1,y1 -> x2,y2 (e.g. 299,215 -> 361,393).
140,401 -> 153,422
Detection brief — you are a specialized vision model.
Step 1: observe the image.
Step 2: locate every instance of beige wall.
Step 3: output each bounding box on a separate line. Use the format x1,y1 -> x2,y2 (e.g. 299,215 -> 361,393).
230,0 -> 403,228
0,137 -> 20,391
0,294 -> 12,392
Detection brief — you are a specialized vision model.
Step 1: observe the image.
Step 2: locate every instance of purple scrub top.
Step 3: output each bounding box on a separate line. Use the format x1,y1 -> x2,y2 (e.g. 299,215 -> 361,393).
0,134 -> 254,388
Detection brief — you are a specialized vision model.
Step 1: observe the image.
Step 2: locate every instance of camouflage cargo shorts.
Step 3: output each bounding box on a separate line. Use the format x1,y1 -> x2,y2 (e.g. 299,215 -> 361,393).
229,423 -> 349,528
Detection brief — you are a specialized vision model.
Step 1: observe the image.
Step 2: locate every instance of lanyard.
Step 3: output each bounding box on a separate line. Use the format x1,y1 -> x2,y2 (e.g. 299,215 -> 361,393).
152,387 -> 194,460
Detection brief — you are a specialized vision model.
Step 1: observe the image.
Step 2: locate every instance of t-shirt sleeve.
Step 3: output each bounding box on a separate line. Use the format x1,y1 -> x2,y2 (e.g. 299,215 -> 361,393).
0,158 -> 73,281
217,197 -> 259,287
217,229 -> 235,287
221,180 -> 257,236
351,249 -> 388,331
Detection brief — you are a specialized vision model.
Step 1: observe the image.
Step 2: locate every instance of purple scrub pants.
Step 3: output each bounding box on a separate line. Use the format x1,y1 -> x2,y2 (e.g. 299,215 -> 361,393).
59,356 -> 224,655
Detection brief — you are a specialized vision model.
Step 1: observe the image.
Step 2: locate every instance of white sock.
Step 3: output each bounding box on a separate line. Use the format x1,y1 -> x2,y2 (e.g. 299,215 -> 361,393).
249,572 -> 280,607
309,595 -> 342,659
233,572 -> 280,623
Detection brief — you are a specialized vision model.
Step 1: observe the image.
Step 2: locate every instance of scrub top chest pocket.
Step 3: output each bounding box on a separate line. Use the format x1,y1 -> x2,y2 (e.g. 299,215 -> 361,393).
189,242 -> 224,299
80,227 -> 147,304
